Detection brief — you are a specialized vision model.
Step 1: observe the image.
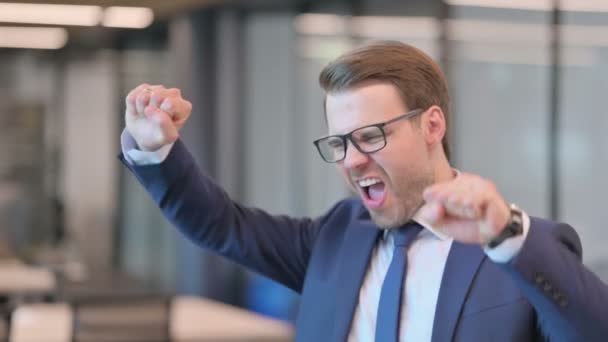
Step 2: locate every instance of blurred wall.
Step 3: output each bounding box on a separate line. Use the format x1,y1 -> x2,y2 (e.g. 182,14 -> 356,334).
63,51 -> 119,268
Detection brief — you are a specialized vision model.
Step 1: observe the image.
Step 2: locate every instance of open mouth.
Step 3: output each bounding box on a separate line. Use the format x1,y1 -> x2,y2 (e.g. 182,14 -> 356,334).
357,178 -> 387,209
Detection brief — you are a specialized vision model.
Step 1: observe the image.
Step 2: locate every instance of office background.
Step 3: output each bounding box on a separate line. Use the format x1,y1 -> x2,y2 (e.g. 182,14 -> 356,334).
1,0 -> 607,323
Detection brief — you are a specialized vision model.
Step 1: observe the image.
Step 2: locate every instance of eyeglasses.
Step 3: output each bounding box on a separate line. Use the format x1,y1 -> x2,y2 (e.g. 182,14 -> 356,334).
313,108 -> 424,163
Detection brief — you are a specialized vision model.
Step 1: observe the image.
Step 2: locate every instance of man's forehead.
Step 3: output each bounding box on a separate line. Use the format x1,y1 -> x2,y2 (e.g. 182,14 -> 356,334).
326,114 -> 379,135
325,83 -> 407,111
325,85 -> 407,134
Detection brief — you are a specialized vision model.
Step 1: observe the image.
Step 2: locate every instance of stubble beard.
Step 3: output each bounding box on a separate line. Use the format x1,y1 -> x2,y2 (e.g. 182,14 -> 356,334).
370,168 -> 435,229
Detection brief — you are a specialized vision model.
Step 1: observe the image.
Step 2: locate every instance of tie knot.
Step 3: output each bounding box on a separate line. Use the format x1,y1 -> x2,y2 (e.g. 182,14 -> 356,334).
392,222 -> 423,247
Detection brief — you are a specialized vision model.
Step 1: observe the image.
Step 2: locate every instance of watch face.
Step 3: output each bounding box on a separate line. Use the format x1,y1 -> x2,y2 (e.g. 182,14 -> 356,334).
510,208 -> 524,234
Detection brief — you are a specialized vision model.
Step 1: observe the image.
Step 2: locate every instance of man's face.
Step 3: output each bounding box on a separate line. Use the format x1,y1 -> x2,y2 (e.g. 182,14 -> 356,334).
325,82 -> 435,228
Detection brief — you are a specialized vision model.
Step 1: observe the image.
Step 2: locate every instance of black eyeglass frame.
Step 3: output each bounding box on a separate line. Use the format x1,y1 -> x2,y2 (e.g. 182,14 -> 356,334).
313,108 -> 425,163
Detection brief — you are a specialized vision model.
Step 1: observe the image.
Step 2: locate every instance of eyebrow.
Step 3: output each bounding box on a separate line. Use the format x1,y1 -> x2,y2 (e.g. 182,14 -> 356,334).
329,109 -> 424,137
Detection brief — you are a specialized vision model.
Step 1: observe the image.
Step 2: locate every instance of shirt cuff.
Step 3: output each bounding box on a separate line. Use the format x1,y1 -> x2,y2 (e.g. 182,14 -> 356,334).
120,129 -> 174,166
483,210 -> 531,263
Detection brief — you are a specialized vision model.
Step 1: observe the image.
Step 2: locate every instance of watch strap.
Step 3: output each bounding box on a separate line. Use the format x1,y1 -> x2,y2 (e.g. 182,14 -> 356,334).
487,204 -> 524,249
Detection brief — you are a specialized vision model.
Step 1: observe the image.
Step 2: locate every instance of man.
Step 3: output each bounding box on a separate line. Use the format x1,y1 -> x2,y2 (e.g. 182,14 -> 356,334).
120,41 -> 608,341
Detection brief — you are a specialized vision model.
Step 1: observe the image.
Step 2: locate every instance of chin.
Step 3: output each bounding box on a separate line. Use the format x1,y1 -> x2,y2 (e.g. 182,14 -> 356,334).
369,210 -> 407,229
368,200 -> 418,229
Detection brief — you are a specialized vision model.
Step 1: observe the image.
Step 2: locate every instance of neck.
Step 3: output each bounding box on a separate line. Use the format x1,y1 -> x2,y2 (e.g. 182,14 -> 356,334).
432,150 -> 455,183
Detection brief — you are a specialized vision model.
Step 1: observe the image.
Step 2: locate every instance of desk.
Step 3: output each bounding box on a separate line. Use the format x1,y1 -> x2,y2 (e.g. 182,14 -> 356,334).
171,296 -> 294,341
11,296 -> 294,342
0,263 -> 55,295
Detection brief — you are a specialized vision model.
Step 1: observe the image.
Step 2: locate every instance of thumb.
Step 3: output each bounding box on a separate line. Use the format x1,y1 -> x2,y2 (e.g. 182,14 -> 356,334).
417,201 -> 445,224
144,106 -> 179,145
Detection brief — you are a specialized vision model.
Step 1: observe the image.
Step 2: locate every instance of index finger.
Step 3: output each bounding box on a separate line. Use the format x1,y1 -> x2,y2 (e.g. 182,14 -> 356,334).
126,83 -> 152,118
423,181 -> 452,202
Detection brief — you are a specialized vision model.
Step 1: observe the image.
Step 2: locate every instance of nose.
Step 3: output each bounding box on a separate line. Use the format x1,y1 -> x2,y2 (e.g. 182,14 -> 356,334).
342,141 -> 370,170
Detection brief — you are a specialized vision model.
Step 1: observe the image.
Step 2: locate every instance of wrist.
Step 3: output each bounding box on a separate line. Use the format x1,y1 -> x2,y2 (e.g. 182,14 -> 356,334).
485,204 -> 524,249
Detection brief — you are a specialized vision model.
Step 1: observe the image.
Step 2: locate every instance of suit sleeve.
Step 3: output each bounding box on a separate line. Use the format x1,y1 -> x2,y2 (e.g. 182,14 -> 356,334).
119,139 -> 341,293
499,217 -> 608,340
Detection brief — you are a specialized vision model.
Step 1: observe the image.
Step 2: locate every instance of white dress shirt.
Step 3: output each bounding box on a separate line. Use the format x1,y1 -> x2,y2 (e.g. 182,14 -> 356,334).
348,212 -> 530,341
121,131 -> 531,341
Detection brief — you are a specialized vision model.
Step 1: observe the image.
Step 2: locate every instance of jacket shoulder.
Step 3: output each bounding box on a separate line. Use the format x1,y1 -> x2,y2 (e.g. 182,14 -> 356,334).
529,216 -> 582,258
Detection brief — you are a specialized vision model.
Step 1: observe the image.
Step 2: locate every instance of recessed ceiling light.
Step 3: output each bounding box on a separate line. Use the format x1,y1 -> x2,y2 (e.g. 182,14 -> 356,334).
0,2 -> 102,26
0,26 -> 68,49
102,7 -> 154,29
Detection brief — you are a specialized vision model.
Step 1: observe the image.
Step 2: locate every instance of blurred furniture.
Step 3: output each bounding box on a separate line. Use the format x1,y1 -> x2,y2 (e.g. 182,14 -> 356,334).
0,263 -> 55,296
0,318 -> 6,342
10,296 -> 294,341
171,296 -> 293,342
0,260 -> 56,342
73,295 -> 170,342
10,303 -> 72,342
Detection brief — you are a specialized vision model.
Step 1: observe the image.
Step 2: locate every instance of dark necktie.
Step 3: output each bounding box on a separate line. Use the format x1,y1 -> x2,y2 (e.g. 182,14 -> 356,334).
375,222 -> 423,342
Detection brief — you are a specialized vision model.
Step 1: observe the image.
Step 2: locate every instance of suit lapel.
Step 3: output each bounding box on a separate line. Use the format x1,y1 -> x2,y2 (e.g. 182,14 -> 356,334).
431,242 -> 485,342
332,221 -> 382,341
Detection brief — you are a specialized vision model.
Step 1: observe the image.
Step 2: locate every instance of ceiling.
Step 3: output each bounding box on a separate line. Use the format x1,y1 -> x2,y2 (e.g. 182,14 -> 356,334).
0,0 -> 299,49
0,0 -> 227,21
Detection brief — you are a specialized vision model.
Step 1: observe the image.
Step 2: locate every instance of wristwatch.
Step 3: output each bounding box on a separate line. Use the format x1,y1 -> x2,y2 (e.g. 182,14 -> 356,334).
486,204 -> 524,249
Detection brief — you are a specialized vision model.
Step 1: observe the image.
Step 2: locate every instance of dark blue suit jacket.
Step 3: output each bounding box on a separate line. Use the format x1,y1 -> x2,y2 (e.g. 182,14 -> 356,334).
121,139 -> 608,341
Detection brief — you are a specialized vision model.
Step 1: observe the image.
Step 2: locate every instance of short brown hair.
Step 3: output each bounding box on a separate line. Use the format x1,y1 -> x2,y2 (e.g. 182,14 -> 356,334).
319,40 -> 450,159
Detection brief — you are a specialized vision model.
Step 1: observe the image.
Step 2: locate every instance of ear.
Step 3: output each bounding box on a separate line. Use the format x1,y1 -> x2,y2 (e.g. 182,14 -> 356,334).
423,105 -> 446,149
